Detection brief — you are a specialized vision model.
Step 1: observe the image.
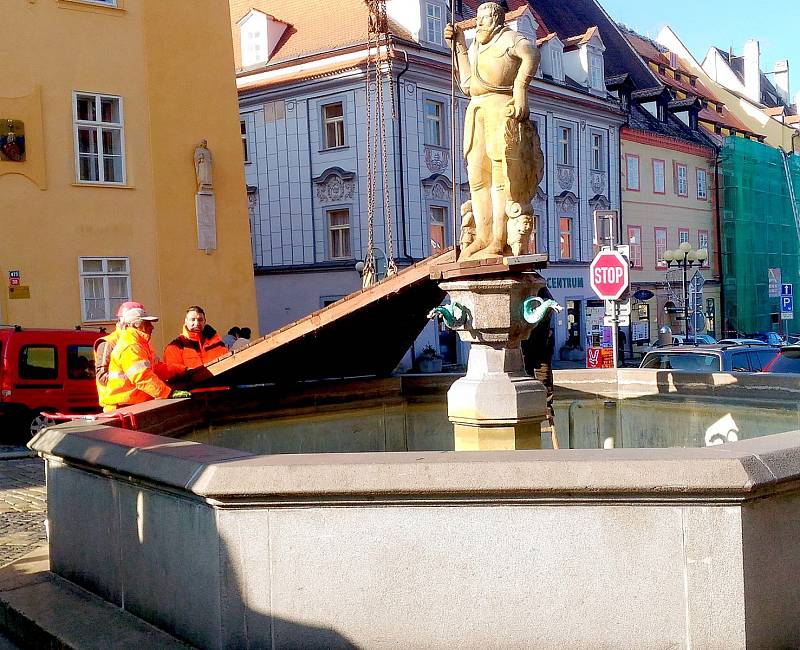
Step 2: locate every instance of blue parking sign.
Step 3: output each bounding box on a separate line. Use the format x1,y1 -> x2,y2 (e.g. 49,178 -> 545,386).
782,295 -> 793,312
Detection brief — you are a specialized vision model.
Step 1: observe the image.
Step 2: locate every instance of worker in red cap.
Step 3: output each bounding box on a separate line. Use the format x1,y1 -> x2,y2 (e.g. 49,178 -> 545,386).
94,301 -> 145,410
104,307 -> 190,412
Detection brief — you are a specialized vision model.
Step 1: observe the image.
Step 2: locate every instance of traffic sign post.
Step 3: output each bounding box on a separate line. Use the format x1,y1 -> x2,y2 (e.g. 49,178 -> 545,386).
589,244 -> 630,369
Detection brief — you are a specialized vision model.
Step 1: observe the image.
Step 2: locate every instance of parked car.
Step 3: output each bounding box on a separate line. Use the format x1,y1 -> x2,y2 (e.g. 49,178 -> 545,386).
640,344 -> 779,373
644,333 -> 716,351
746,332 -> 785,346
0,326 -> 104,437
764,346 -> 800,374
716,338 -> 770,346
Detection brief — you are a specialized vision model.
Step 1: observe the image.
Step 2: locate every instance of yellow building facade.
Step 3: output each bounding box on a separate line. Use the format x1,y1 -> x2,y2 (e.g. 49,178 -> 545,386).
621,129 -> 720,349
0,0 -> 257,349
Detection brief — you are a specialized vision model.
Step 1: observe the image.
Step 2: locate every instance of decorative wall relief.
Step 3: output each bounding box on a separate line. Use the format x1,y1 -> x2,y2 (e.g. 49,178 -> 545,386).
590,171 -> 605,195
193,139 -> 216,252
424,147 -> 449,174
0,85 -> 46,188
589,194 -> 610,212
0,120 -> 25,162
421,174 -> 452,200
555,191 -> 578,215
556,164 -> 575,191
313,167 -> 355,204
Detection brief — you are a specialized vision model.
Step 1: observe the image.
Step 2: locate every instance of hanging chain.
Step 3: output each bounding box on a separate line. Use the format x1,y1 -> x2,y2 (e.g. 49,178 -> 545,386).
362,1 -> 379,288
362,0 -> 396,283
375,0 -> 397,276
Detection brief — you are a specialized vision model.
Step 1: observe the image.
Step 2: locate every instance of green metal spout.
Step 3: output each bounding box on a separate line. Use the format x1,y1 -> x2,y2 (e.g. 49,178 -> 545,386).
427,302 -> 469,329
523,297 -> 562,325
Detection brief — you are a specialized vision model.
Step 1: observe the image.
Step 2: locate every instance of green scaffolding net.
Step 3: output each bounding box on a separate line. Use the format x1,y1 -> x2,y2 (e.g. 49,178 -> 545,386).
720,137 -> 800,335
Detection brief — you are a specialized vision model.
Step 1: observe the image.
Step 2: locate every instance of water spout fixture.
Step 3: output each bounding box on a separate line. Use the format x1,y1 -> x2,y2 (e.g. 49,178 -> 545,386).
427,302 -> 469,329
522,296 -> 563,325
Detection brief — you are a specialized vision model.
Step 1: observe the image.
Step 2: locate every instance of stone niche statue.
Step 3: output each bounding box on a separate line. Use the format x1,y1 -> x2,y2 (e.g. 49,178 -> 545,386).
445,2 -> 544,261
194,139 -> 213,194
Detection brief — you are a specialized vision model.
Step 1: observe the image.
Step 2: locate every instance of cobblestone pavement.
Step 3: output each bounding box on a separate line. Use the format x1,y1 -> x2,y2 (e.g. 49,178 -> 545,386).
0,454 -> 46,567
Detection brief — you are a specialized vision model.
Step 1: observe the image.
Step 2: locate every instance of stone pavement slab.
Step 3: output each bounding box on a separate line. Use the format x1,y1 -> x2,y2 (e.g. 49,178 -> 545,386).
0,458 -> 46,568
0,547 -> 195,649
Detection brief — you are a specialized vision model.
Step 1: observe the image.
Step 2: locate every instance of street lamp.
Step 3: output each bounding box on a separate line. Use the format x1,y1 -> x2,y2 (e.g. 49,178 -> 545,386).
663,242 -> 708,340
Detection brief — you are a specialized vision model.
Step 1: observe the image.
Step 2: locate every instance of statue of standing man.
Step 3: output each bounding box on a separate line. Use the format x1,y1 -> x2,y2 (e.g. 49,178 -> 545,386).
445,2 -> 544,260
194,139 -> 213,194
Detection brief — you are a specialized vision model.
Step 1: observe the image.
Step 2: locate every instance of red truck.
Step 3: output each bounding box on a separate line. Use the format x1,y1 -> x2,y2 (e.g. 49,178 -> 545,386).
0,325 -> 105,438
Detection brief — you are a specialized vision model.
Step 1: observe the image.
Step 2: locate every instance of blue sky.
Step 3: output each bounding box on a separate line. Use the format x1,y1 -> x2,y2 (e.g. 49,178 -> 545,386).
596,0 -> 799,104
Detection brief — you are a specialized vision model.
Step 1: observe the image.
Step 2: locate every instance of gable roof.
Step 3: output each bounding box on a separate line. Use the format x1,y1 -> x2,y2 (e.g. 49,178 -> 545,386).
230,0 -> 371,70
622,27 -> 759,139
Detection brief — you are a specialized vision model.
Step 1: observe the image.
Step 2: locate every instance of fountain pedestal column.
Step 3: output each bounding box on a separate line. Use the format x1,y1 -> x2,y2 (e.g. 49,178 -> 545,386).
440,272 -> 548,451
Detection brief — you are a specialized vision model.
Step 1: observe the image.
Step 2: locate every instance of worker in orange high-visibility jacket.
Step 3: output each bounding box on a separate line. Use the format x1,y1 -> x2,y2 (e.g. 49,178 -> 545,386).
93,300 -> 144,410
104,308 -> 190,412
164,305 -> 228,370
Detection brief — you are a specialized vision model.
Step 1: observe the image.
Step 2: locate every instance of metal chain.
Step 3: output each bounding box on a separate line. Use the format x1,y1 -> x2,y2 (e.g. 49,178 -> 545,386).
362,1 -> 378,287
376,0 -> 397,276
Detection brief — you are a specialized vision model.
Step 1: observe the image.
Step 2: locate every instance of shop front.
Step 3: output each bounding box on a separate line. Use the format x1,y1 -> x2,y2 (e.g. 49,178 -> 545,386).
540,265 -> 600,362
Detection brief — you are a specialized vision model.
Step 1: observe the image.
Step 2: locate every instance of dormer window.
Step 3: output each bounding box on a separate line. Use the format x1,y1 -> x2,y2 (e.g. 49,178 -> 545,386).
426,3 -> 443,46
240,11 -> 269,67
237,9 -> 288,68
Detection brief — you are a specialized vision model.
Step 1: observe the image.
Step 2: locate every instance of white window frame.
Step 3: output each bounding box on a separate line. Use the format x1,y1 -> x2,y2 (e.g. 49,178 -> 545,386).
426,3 -> 443,46
78,257 -> 131,322
653,159 -> 666,194
424,99 -> 445,147
676,163 -> 688,196
550,47 -> 563,81
322,102 -> 346,150
626,154 -> 640,191
591,133 -> 604,171
696,168 -> 708,200
73,92 -> 126,185
327,208 -> 352,260
627,225 -> 642,269
698,230 -> 709,267
654,227 -> 668,269
429,205 -> 447,252
589,53 -> 604,90
558,126 -> 572,165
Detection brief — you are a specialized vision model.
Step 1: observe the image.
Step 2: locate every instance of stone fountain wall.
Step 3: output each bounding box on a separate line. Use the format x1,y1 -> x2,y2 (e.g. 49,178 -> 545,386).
30,424 -> 800,649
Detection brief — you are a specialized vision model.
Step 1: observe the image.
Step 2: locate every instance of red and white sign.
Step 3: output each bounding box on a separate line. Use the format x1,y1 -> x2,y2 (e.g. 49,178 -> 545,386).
587,347 -> 613,369
589,250 -> 629,300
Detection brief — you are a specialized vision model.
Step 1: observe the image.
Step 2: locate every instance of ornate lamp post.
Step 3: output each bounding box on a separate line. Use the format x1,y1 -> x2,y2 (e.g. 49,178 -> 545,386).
663,242 -> 708,340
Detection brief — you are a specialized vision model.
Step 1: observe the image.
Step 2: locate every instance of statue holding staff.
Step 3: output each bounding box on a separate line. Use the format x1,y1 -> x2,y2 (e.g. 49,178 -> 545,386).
445,2 -> 544,260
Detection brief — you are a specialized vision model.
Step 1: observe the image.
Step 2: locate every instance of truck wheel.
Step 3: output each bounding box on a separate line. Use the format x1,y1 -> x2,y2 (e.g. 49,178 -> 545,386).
29,413 -> 57,437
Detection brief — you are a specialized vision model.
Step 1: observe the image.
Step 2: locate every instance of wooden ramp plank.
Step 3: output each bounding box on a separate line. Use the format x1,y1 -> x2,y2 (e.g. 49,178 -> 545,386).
188,249 -> 456,387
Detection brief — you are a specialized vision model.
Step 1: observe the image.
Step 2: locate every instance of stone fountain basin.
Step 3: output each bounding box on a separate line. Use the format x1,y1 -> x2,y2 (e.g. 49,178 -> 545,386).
27,369 -> 800,648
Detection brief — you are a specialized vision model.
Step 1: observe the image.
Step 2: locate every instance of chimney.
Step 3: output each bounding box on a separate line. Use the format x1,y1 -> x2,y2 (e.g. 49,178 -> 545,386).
774,60 -> 790,104
743,39 -> 761,104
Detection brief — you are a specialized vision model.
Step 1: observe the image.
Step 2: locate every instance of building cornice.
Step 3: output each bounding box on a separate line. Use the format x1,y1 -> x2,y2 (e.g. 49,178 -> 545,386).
621,127 -> 716,158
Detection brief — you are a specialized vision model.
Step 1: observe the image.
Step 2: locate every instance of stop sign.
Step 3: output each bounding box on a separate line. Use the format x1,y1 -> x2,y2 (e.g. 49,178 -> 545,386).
590,250 -> 629,300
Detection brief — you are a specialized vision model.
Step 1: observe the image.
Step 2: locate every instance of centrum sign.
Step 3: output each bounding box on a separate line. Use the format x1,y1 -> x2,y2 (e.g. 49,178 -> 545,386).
589,250 -> 629,300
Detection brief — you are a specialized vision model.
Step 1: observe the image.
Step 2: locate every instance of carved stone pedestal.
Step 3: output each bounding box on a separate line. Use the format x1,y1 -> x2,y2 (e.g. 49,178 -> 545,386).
441,273 -> 548,451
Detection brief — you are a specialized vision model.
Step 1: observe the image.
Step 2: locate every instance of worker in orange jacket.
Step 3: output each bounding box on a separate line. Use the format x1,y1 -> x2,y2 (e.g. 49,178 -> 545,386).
94,301 -> 144,410
104,307 -> 189,412
163,305 -> 228,370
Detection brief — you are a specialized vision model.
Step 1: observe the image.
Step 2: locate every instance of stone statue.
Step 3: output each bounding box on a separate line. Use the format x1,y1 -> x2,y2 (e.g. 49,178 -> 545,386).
445,2 -> 544,261
193,139 -> 213,194
459,200 -> 476,250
